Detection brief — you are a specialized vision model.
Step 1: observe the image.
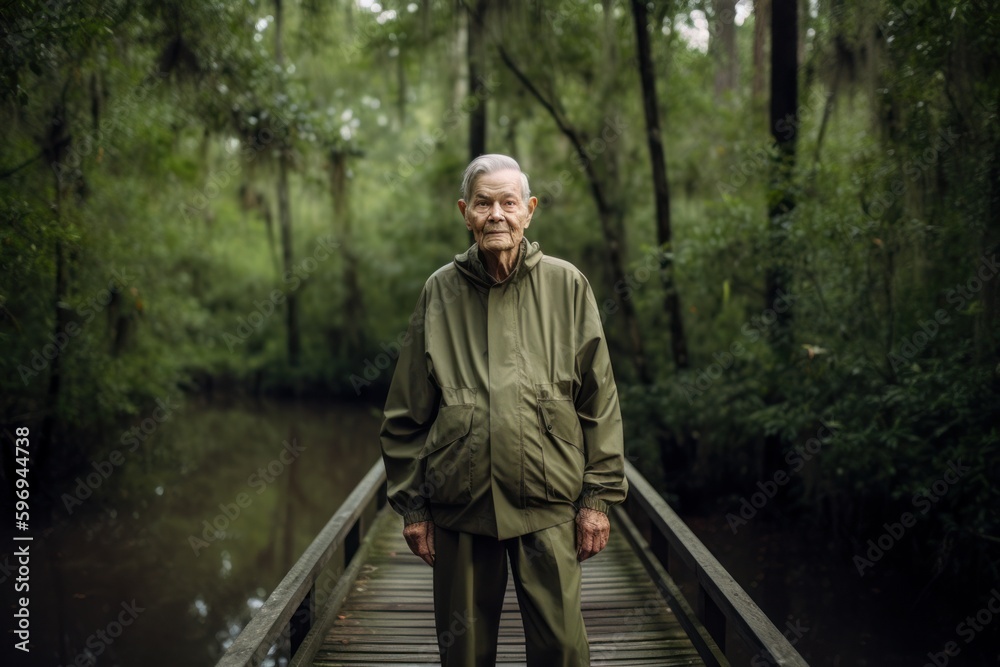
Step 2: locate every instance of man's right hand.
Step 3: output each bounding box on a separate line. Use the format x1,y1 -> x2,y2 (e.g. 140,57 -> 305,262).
403,520 -> 435,567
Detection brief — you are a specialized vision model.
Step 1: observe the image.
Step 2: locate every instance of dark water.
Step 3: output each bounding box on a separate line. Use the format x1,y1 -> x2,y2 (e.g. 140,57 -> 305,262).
2,398 -> 381,667
680,512 -> 1000,666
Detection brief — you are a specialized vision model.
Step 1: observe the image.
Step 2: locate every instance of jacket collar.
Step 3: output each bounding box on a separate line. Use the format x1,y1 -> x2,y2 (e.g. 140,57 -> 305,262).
454,238 -> 542,288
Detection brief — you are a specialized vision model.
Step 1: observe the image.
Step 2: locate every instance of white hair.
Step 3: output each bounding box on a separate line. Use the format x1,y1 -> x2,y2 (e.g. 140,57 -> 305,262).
460,154 -> 531,203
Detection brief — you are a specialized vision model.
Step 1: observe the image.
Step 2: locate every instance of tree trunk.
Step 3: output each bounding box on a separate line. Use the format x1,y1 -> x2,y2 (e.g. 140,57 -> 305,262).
711,0 -> 739,98
396,45 -> 406,127
39,105 -> 72,470
761,0 -> 799,478
982,101 -> 1000,364
630,0 -> 689,371
599,0 -> 627,248
330,150 -> 364,357
452,5 -> 468,115
752,0 -> 770,111
277,155 -> 299,366
766,0 -> 798,348
467,0 -> 488,161
466,0 -> 489,246
275,0 -> 300,367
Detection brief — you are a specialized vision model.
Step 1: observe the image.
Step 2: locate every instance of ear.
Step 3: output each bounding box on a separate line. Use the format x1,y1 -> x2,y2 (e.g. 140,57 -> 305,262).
458,200 -> 472,230
524,196 -> 538,228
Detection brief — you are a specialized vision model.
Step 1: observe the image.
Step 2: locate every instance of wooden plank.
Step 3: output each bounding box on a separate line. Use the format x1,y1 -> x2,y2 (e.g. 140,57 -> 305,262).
311,513 -> 707,666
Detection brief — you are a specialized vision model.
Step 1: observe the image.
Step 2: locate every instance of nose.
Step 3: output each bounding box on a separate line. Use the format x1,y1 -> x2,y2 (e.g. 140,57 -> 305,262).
488,201 -> 504,221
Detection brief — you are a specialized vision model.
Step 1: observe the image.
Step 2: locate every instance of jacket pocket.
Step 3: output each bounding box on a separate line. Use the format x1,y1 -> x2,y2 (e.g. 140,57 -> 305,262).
419,392 -> 475,504
536,382 -> 585,504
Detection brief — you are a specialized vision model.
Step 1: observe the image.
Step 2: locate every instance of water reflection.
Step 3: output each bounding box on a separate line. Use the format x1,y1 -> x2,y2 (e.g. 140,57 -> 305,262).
216,593 -> 287,667
191,597 -> 209,618
6,397 -> 381,666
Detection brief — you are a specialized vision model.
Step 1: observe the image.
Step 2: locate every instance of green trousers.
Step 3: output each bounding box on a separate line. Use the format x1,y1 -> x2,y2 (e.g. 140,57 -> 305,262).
432,519 -> 589,667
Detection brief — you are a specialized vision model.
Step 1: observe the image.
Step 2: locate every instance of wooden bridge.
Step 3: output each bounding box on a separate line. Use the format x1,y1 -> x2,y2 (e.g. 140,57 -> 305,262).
217,460 -> 809,667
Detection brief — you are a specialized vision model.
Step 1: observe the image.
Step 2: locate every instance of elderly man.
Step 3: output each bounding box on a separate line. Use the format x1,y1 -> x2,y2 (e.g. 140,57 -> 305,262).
379,154 -> 627,666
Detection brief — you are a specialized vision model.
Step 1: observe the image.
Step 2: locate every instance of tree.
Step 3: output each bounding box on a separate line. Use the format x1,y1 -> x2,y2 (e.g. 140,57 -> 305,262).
710,0 -> 739,98
274,0 -> 300,367
466,0 -> 490,161
752,0 -> 770,109
765,0 -> 798,349
466,0 -> 490,246
329,148 -> 365,358
496,1 -> 651,383
629,0 -> 689,372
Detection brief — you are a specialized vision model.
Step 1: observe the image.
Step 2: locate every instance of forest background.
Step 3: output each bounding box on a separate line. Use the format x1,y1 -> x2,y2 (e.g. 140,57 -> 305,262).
1,0 -> 998,664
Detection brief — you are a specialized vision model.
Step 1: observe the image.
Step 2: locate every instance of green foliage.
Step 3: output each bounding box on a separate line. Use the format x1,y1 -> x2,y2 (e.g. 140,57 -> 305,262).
0,0 -> 996,590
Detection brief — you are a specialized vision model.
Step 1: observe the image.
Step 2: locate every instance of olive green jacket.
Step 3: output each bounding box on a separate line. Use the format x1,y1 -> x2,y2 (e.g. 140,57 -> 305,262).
379,239 -> 627,540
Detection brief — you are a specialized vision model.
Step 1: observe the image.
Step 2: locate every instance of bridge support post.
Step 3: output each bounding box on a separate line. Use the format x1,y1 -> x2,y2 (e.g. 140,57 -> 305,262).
650,528 -> 670,571
345,518 -> 362,563
697,584 -> 727,653
290,585 -> 315,656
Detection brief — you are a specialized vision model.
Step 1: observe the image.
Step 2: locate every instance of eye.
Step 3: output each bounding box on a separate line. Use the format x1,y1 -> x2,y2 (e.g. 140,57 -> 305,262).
504,200 -> 516,207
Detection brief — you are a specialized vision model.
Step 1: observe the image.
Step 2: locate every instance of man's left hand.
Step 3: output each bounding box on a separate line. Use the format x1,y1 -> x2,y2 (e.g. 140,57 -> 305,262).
575,508 -> 610,561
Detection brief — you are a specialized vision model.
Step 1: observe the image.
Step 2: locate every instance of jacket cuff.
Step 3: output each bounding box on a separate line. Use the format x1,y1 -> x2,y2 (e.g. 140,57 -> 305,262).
403,507 -> 432,525
576,495 -> 610,514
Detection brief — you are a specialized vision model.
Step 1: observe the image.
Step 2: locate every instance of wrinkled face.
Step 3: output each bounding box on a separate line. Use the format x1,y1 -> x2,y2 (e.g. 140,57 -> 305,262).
458,169 -> 537,254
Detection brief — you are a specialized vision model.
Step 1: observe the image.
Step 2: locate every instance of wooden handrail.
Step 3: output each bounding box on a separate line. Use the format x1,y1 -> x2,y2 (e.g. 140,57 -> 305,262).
217,459 -> 387,667
622,460 -> 809,666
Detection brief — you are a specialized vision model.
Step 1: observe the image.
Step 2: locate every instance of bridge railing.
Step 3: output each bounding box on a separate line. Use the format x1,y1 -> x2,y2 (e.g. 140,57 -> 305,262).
618,459 -> 809,666
216,459 -> 387,667
218,456 -> 807,666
